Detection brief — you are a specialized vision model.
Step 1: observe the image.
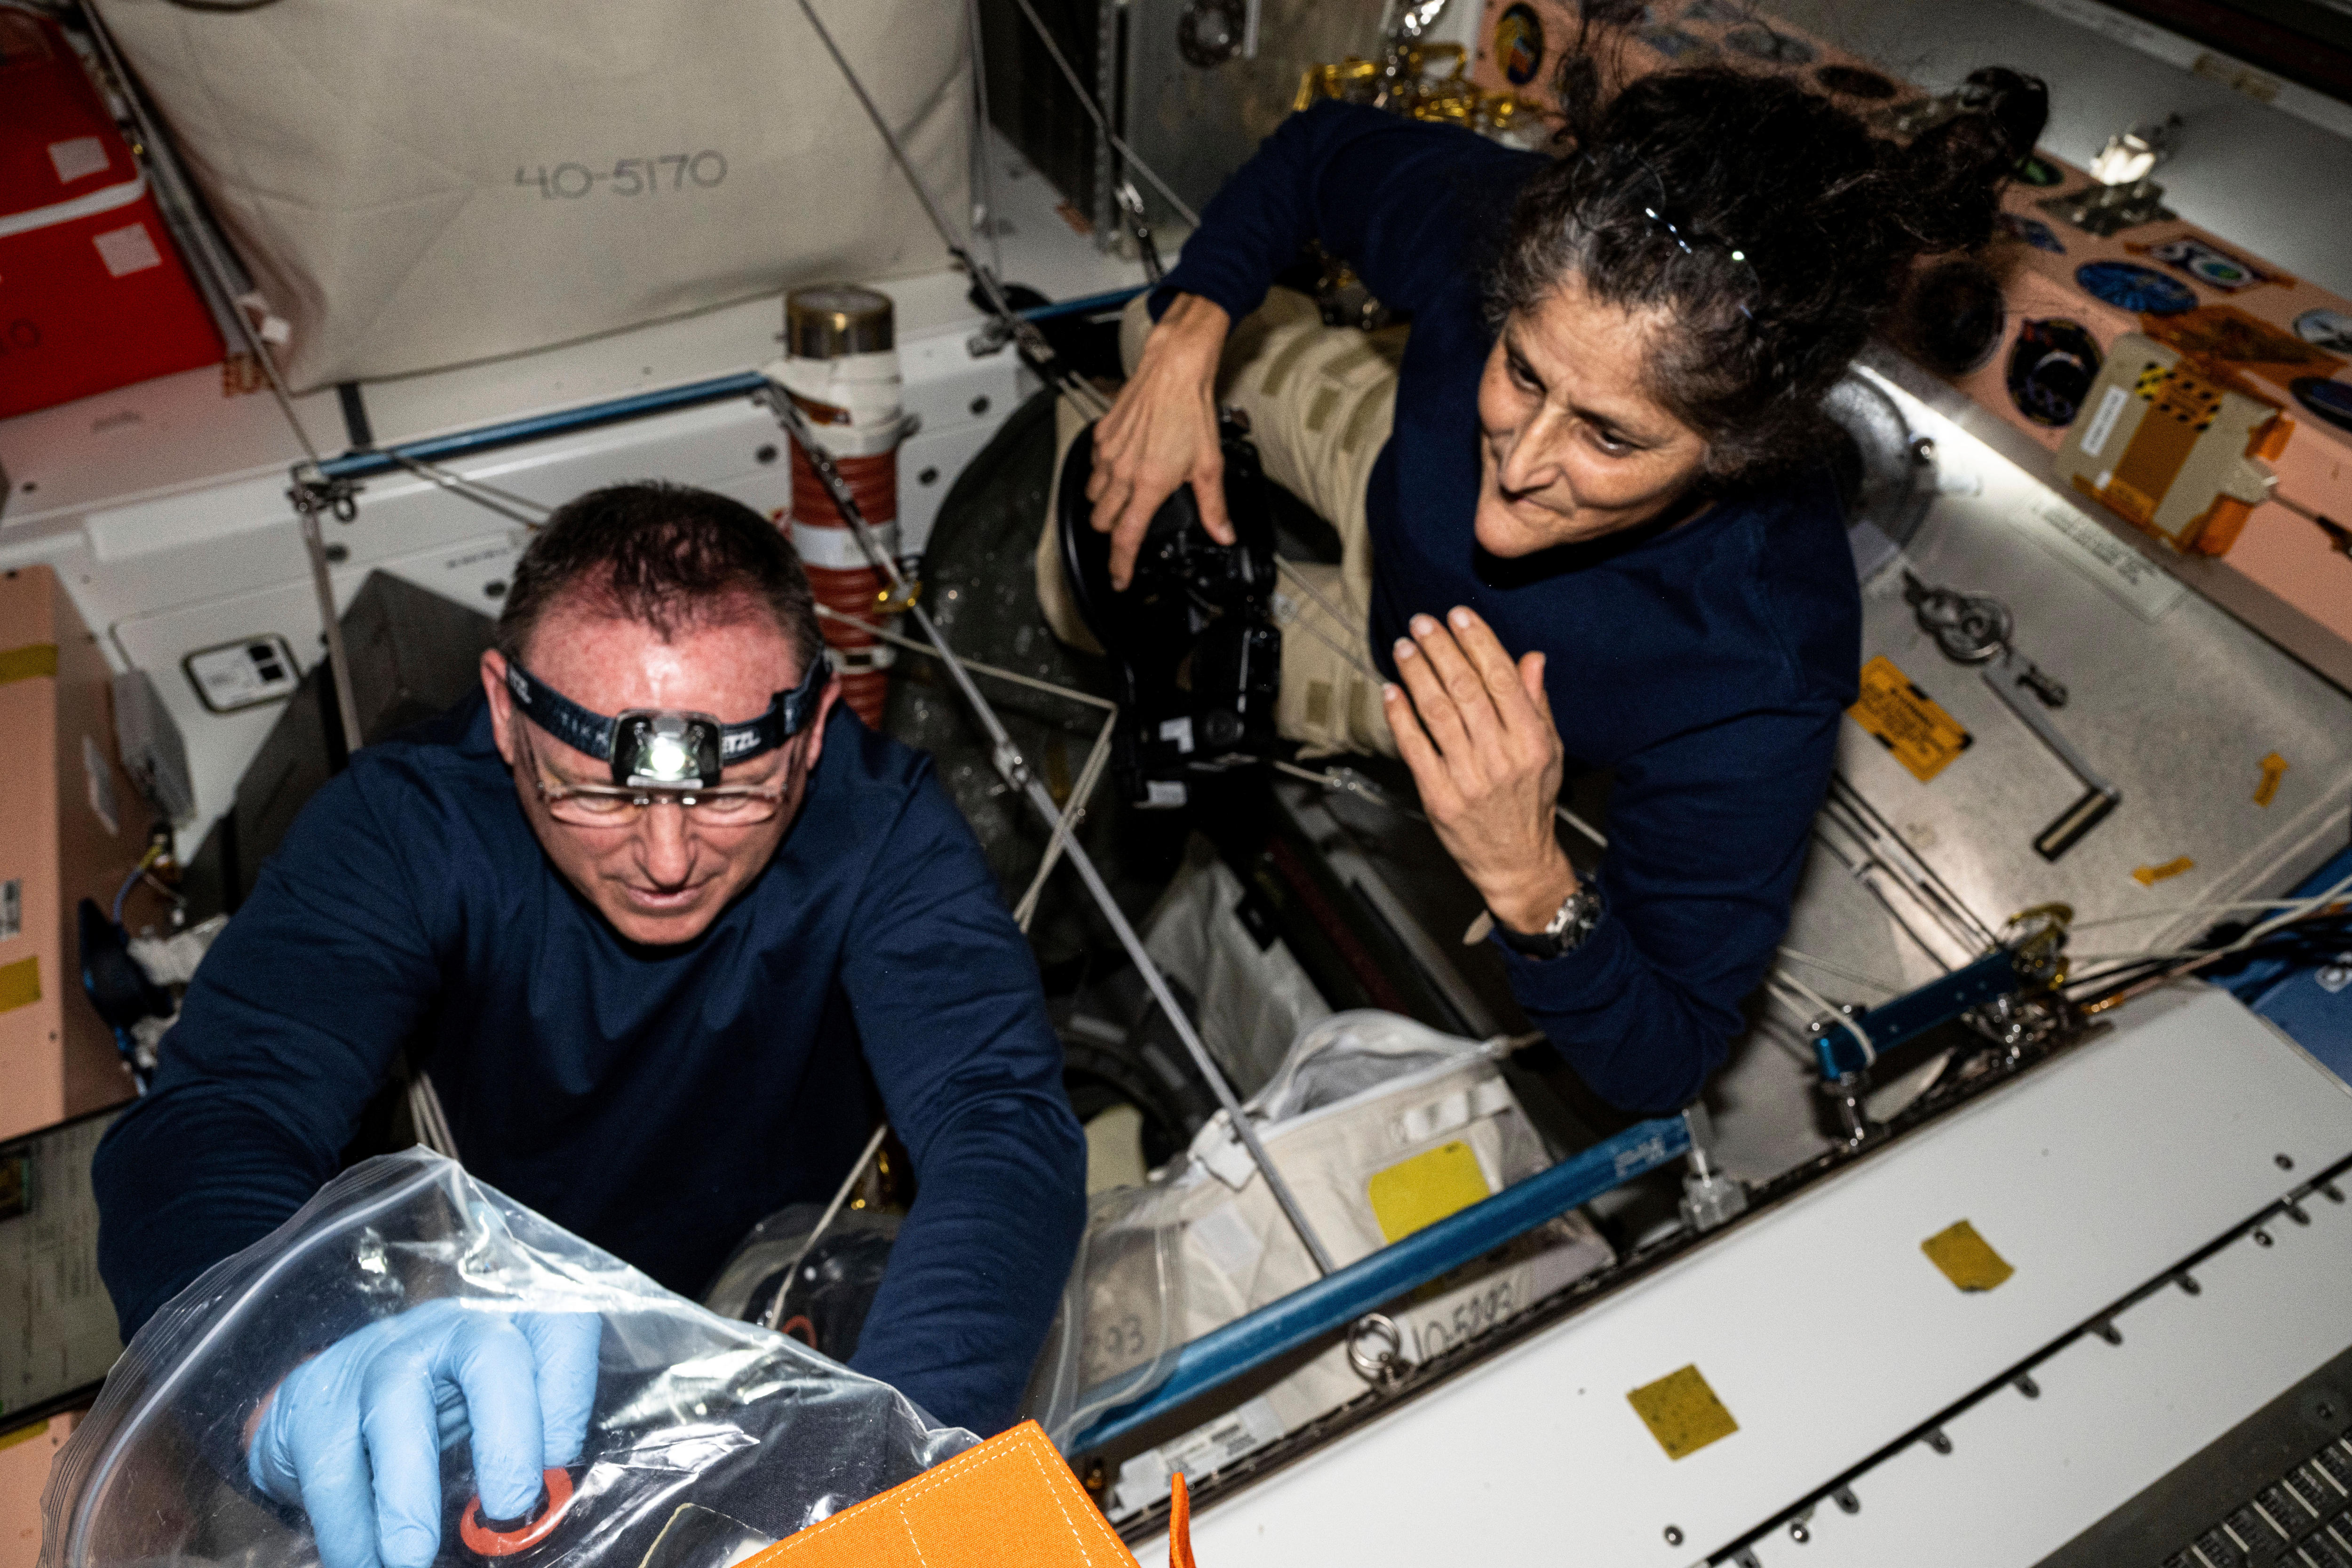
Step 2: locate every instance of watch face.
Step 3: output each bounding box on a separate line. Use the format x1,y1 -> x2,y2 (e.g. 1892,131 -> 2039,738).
1494,885 -> 1602,958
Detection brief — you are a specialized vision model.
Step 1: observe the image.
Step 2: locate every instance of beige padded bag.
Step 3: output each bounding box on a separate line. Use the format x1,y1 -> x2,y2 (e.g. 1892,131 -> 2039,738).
93,0 -> 971,388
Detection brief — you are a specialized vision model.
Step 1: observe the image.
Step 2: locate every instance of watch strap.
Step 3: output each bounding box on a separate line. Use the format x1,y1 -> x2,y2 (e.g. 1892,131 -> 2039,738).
1492,882 -> 1604,960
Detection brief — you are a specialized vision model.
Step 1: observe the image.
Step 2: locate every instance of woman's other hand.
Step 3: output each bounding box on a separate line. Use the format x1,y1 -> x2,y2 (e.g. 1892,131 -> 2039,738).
1385,606 -> 1580,936
1086,293 -> 1235,589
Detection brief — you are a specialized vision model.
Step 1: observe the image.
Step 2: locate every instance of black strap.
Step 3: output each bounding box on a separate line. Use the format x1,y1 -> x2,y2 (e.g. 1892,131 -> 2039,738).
504,654 -> 829,768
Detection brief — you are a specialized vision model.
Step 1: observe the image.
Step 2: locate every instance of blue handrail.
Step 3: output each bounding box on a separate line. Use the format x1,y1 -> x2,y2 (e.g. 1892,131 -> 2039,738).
1017,286 -> 1148,323
313,286 -> 1151,487
1065,1114 -> 1692,1456
315,371 -> 774,483
1811,947 -> 2020,1080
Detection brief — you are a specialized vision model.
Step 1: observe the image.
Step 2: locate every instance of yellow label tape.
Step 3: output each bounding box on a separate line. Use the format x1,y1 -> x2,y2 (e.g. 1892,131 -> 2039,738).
1848,655 -> 1972,783
2255,752 -> 2289,808
1921,1219 -> 2015,1292
2133,857 -> 2196,887
0,643 -> 60,685
1627,1365 -> 1739,1461
0,1418 -> 52,1455
0,955 -> 39,1013
1366,1139 -> 1492,1245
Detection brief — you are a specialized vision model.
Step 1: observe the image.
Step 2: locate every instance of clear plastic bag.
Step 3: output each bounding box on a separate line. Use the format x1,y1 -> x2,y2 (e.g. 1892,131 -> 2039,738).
41,1149 -> 973,1568
1027,1011 -> 1588,1452
1022,1186 -> 1190,1452
699,1205 -> 900,1363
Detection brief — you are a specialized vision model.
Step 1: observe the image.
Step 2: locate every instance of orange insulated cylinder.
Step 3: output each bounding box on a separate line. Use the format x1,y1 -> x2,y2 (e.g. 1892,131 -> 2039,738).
775,285 -> 904,726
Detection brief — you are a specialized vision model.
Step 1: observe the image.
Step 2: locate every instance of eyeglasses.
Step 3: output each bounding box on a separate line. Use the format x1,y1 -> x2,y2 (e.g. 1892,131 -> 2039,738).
518,727 -> 787,829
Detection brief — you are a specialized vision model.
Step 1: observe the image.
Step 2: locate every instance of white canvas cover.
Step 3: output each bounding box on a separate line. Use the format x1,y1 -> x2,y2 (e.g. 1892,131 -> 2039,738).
91,0 -> 972,389
1029,1011 -> 1614,1498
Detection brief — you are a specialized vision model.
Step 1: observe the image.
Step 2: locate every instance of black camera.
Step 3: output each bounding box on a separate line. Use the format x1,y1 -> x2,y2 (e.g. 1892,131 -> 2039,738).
1056,414 -> 1282,807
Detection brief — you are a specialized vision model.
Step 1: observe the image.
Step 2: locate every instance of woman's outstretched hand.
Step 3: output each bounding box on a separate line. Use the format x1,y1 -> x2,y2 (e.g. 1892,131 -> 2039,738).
1384,607 -> 1581,938
1085,293 -> 1235,589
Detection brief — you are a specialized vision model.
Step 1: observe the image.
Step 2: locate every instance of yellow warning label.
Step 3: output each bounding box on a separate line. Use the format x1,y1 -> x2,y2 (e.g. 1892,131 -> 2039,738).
1367,1140 -> 1492,1244
0,956 -> 39,1014
2133,857 -> 2196,887
1628,1365 -> 1739,1461
2255,752 -> 2288,808
1922,1220 -> 2015,1293
0,643 -> 59,685
1849,656 -> 1972,783
0,1418 -> 50,1455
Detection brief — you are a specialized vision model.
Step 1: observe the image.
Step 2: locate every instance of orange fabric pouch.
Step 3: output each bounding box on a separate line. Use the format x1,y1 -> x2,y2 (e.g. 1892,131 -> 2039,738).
736,1421 -> 1196,1568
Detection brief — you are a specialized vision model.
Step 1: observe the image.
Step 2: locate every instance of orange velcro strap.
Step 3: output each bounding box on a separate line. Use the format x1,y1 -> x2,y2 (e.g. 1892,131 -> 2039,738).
1168,1472 -> 1198,1568
739,1421 -> 1142,1568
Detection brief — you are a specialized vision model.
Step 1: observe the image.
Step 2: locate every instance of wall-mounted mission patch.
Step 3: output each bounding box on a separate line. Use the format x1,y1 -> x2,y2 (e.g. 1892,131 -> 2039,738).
2134,235 -> 2278,293
2007,318 -> 2103,428
2291,377 -> 2352,435
1636,25 -> 1715,60
2074,261 -> 2193,315
1494,3 -> 1545,86
1724,23 -> 1815,63
2295,309 -> 2352,354
2148,304 -> 2345,378
1999,213 -> 2065,254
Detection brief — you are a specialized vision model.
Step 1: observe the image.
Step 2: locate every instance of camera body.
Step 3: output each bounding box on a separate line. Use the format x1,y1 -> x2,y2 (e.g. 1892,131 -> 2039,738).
1057,415 -> 1283,807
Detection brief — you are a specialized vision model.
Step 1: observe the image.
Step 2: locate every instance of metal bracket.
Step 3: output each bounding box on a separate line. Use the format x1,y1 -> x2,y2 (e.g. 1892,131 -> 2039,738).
1677,1103 -> 1748,1233
288,463 -> 362,524
284,463 -> 365,758
1821,1070 -> 1871,1149
966,314 -> 1015,361
758,374 -> 1336,1279
1345,1313 -> 1405,1385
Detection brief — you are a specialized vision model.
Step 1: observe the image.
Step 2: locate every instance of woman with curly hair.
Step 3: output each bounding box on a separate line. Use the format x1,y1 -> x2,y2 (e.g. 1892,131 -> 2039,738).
1046,42 -> 2029,1113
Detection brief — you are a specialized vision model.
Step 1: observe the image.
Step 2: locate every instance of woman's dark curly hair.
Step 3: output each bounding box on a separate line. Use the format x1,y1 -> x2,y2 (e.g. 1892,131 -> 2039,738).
1487,42 -> 2024,487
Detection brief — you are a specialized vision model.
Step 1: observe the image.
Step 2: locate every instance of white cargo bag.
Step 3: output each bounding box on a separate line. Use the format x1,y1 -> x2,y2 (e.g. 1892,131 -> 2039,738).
91,0 -> 971,388
1028,1011 -> 1614,1511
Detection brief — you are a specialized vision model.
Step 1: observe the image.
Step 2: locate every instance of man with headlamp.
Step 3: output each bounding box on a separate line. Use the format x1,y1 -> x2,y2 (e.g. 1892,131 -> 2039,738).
92,483 -> 1086,1568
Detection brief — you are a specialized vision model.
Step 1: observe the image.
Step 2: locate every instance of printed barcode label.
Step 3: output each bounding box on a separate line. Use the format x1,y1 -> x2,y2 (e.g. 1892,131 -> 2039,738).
2078,383 -> 2130,459
2023,499 -> 2188,623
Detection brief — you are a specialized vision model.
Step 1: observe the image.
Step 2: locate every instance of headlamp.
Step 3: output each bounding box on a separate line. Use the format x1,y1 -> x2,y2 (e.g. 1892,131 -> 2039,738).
503,654 -> 830,788
619,711 -> 723,788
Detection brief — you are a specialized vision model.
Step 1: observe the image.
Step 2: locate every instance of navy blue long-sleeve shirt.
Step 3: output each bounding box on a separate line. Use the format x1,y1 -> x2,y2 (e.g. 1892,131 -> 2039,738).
92,697 -> 1086,1433
1161,102 -> 1861,1112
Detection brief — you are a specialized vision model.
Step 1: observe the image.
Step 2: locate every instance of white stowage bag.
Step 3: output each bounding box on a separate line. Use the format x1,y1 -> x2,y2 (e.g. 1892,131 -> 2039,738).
1027,1011 -> 1615,1511
89,0 -> 971,390
39,1149 -> 973,1568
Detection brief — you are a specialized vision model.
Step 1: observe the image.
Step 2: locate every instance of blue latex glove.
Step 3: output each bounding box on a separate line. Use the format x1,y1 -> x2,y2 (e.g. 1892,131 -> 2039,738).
248,1301 -> 601,1568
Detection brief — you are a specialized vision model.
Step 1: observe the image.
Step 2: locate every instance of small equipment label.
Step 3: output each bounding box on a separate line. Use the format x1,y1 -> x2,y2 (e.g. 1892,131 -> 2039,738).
1849,656 -> 1973,783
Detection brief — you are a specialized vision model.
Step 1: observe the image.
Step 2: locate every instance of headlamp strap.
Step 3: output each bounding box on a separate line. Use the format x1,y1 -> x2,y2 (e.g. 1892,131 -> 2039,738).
503,655 -> 831,776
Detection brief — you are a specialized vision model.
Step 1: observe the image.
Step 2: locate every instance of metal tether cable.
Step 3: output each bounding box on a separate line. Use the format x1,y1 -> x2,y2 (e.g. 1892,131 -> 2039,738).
1001,0 -> 1201,227
767,387 -> 1338,1275
772,18 -> 1349,1272
811,601 -> 1115,934
74,5 -> 365,759
789,0 -> 1111,422
961,0 -> 1005,285
765,1122 -> 892,1332
382,450 -> 553,531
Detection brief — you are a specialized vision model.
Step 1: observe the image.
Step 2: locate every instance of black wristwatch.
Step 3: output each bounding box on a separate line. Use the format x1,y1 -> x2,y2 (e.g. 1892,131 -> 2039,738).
1492,882 -> 1605,961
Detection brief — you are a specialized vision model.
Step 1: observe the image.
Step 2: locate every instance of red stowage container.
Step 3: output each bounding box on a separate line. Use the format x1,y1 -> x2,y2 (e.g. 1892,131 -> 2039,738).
787,439 -> 898,728
0,8 -> 221,420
